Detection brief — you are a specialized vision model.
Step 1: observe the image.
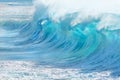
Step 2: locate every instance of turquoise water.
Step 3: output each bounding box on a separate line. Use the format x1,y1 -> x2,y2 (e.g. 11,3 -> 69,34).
0,0 -> 120,79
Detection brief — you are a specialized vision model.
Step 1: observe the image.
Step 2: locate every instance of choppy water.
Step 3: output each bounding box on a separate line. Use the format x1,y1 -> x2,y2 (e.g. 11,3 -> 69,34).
0,0 -> 120,79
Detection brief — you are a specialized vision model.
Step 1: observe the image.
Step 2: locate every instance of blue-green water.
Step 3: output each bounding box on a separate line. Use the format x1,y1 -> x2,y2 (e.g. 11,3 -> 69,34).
0,0 -> 120,79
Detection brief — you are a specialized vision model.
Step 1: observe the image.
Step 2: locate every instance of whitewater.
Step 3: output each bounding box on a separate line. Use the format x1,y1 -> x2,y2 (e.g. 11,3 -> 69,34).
0,0 -> 120,80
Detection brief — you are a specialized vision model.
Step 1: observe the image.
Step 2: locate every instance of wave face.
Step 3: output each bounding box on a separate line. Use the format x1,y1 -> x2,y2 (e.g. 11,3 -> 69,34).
1,1 -> 120,77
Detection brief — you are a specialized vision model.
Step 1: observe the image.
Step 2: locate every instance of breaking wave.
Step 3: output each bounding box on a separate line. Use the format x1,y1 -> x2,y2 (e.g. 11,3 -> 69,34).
0,2 -> 120,77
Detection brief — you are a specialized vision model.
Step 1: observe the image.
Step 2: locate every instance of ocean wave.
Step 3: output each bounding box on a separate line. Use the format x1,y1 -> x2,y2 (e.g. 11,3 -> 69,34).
0,1 -> 120,77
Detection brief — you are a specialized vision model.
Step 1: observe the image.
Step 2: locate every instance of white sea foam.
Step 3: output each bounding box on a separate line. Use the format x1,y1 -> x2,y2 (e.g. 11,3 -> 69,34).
0,61 -> 118,80
34,0 -> 120,30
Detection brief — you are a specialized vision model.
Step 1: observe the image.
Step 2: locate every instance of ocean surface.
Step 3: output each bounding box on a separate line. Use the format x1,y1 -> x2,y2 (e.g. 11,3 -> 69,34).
0,0 -> 120,80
